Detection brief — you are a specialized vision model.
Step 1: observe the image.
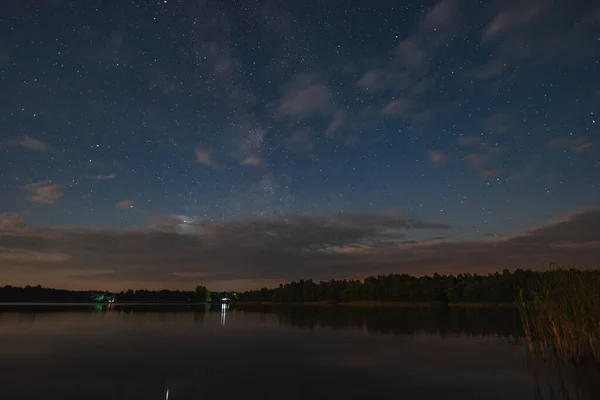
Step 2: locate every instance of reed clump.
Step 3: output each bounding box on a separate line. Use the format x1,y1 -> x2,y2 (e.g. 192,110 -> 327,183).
518,267 -> 600,366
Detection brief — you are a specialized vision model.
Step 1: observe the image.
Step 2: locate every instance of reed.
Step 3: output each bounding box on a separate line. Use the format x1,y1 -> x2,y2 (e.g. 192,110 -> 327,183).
518,267 -> 600,367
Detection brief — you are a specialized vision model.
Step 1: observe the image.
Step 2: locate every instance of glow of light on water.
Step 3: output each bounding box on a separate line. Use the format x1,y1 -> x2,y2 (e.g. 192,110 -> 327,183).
166,388 -> 169,400
221,303 -> 228,327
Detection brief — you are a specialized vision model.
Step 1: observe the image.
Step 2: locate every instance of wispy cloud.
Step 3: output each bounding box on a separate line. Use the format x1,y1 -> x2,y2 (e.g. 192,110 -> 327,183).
325,109 -> 349,137
89,173 -> 118,180
359,0 -> 460,131
0,213 -> 26,229
117,200 -> 135,209
509,165 -> 536,181
463,146 -> 506,179
428,150 -> 448,165
195,148 -> 217,168
286,128 -> 315,153
358,0 -> 460,94
23,182 -> 64,205
482,170 -> 505,180
241,156 -> 264,167
5,137 -> 50,151
277,80 -> 333,120
484,112 -> 512,134
276,73 -> 348,136
457,136 -> 481,147
476,0 -> 600,80
381,99 -> 413,118
482,0 -> 548,41
546,137 -> 598,154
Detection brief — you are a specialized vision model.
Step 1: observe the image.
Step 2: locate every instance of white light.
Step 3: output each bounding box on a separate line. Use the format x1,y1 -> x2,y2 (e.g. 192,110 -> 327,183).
221,303 -> 227,327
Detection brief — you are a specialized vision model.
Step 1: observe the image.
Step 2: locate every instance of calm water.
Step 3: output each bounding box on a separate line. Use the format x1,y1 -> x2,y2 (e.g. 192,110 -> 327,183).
0,304 -> 587,399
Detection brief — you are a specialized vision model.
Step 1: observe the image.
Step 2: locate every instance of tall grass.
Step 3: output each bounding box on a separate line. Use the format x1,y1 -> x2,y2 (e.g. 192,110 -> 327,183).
518,267 -> 600,367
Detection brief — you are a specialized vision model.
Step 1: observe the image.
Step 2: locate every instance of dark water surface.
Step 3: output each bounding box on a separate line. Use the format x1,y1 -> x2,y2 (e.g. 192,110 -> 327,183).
0,304 -> 573,399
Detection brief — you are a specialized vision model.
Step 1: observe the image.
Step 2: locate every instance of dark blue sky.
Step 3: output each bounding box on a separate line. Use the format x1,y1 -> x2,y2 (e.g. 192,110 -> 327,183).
1,0 -> 599,290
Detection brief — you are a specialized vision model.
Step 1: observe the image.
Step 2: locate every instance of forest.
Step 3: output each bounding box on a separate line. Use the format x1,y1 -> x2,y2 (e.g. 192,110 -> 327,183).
1,268 -> 597,305
236,268 -> 600,304
0,285 -> 212,303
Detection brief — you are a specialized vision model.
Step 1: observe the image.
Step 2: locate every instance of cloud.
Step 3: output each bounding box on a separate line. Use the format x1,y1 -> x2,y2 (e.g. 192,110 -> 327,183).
381,99 -> 413,118
195,148 -> 217,168
344,135 -> 358,147
89,173 -> 118,180
358,0 -> 460,94
278,81 -> 333,120
509,165 -> 535,181
482,0 -> 548,41
485,113 -> 512,134
457,137 -> 481,147
0,210 -> 451,286
117,200 -> 135,209
495,209 -> 600,245
187,4 -> 239,80
0,208 -> 599,291
428,150 -> 447,165
23,182 -> 64,205
286,128 -> 314,153
276,73 -> 350,137
0,247 -> 70,263
464,154 -> 489,171
146,214 -> 205,234
358,0 -> 460,131
573,143 -> 599,154
482,170 -> 505,180
463,146 -> 506,179
325,109 -> 349,137
546,137 -> 598,154
241,156 -> 264,167
0,213 -> 26,229
476,0 -> 600,80
4,137 -> 50,151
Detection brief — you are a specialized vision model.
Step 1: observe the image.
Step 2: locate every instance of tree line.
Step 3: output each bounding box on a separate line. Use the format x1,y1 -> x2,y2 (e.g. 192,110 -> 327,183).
1,268 -> 596,304
237,268 -> 600,304
0,285 -> 214,303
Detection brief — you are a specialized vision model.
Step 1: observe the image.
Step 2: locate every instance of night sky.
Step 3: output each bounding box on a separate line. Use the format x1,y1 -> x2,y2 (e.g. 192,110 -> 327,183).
1,0 -> 599,291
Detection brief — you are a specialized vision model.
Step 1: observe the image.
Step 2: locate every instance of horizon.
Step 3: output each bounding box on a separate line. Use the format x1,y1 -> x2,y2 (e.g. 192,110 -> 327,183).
0,265 -> 572,294
1,0 -> 599,291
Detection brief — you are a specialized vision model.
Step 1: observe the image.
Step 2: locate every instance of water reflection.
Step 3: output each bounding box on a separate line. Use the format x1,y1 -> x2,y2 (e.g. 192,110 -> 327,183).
0,304 -> 596,399
220,303 -> 228,327
0,303 -> 524,338
247,305 -> 524,338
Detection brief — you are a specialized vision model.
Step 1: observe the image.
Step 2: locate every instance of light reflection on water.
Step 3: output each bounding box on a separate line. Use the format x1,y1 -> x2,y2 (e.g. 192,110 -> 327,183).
221,302 -> 229,327
0,304 -> 595,399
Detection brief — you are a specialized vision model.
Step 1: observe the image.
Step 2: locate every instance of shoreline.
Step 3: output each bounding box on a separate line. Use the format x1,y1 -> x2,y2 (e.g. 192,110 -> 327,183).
0,301 -> 517,308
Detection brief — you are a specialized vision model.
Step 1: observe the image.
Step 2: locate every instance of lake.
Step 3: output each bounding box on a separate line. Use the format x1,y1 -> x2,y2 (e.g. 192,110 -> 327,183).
0,304 -> 592,399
